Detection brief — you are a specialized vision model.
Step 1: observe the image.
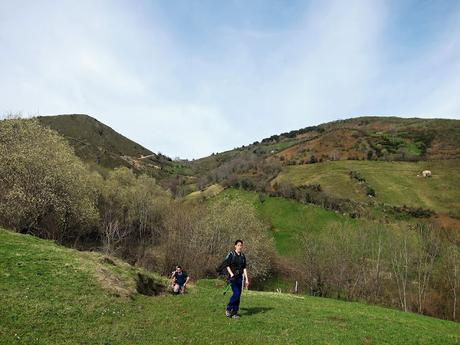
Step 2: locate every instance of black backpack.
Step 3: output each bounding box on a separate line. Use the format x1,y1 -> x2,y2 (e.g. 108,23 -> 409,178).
215,251 -> 245,276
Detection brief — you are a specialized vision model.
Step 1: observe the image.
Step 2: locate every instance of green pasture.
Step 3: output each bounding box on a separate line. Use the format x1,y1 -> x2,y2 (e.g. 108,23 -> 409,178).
273,160 -> 460,216
1,229 -> 458,345
218,189 -> 359,257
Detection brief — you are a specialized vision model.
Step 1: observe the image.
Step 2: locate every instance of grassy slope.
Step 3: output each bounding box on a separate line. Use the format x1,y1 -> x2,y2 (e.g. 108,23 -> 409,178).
1,229 -> 459,345
218,189 -> 359,257
38,115 -> 153,167
185,184 -> 225,200
273,160 -> 460,216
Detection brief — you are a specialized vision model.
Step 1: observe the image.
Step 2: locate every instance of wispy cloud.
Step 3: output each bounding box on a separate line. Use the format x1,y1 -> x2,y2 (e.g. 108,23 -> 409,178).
0,0 -> 459,158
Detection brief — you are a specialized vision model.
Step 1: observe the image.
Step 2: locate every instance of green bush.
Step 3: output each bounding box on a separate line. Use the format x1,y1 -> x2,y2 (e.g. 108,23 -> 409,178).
0,118 -> 99,241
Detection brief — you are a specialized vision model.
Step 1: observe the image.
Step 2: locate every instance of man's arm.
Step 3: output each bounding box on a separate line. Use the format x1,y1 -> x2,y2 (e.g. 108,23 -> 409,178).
225,252 -> 234,278
226,266 -> 234,277
243,268 -> 249,288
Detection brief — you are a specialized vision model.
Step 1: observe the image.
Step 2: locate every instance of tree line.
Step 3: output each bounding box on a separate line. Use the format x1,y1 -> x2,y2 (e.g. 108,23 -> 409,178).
295,222 -> 460,322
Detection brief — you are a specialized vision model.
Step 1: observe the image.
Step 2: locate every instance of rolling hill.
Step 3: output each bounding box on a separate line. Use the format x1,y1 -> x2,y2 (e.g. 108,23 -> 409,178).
183,117 -> 460,226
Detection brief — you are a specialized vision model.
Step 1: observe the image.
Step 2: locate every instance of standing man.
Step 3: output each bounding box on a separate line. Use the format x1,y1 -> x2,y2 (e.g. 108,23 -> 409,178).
225,239 -> 249,319
171,265 -> 190,294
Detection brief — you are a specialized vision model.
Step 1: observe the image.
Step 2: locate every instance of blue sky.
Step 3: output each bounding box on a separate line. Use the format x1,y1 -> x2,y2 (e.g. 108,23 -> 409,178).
1,0 -> 459,159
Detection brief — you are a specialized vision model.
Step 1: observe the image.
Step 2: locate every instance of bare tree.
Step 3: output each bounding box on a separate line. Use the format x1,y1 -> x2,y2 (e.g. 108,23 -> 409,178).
102,220 -> 130,255
413,224 -> 441,314
390,228 -> 413,312
372,225 -> 386,303
444,244 -> 460,320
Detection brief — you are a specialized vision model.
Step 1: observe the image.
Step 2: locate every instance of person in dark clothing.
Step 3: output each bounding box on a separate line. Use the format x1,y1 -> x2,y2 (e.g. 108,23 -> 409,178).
171,266 -> 190,294
225,240 -> 249,319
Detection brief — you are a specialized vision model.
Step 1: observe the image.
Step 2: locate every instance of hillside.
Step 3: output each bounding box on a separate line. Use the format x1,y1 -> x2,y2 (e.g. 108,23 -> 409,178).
1,228 -> 459,345
273,160 -> 460,217
284,117 -> 459,161
274,117 -> 460,163
183,117 -> 460,230
216,188 -> 359,257
37,114 -> 184,178
189,116 -> 460,180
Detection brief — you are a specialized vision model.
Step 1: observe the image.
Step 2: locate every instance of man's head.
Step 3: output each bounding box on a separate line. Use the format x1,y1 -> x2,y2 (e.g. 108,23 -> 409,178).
234,239 -> 243,253
176,265 -> 182,273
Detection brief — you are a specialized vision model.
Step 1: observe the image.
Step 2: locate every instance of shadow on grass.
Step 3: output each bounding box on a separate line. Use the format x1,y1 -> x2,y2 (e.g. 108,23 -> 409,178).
240,307 -> 273,316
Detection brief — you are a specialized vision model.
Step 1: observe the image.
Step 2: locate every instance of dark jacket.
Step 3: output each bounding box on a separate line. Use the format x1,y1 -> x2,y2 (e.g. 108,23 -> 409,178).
225,251 -> 246,277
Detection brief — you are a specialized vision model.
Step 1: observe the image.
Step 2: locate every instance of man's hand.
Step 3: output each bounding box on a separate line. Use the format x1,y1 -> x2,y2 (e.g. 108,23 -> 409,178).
244,280 -> 250,289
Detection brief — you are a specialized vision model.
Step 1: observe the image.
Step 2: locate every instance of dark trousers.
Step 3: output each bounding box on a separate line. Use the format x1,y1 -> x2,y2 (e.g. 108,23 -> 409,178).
226,275 -> 243,312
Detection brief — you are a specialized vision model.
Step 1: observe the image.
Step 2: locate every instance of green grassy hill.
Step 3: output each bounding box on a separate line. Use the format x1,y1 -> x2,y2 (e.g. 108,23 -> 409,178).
273,160 -> 460,217
1,228 -> 459,345
217,188 -> 359,257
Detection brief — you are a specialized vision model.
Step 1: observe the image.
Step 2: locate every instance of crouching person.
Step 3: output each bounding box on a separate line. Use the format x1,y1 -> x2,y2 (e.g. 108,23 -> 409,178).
171,265 -> 190,294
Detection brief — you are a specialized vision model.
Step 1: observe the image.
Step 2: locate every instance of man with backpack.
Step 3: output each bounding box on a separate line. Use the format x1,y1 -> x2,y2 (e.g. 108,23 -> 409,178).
223,240 -> 249,319
171,265 -> 189,294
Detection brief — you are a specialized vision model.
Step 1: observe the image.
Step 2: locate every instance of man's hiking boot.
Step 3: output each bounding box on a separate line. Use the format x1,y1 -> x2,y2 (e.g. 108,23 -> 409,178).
225,310 -> 232,318
231,314 -> 241,319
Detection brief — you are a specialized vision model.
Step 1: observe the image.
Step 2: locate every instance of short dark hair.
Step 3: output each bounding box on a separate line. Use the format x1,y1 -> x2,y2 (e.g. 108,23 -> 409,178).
176,265 -> 182,269
234,239 -> 243,246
